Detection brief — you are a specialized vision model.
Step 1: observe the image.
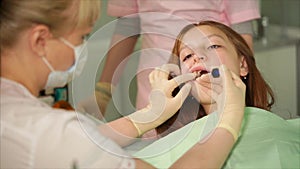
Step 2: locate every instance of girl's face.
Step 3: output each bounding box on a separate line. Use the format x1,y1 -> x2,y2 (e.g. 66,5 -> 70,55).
178,25 -> 247,108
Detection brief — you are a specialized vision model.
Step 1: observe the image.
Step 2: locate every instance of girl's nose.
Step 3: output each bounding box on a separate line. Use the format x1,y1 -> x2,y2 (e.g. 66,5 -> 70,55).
193,53 -> 206,63
193,55 -> 200,63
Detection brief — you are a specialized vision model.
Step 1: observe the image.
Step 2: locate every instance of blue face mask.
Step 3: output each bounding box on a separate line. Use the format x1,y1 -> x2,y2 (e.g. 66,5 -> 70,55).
42,38 -> 88,89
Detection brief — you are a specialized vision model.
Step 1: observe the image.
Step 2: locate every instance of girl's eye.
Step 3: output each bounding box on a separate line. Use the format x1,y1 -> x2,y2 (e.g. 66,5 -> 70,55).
207,45 -> 221,50
183,54 -> 193,62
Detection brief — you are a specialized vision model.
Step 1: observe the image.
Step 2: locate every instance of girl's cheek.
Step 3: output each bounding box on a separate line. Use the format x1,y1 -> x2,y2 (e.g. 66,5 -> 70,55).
212,52 -> 226,66
181,65 -> 189,74
180,63 -> 190,74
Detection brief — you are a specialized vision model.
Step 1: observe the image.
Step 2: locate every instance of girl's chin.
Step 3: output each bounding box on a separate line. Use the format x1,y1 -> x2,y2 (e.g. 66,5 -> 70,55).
191,95 -> 215,105
191,82 -> 212,95
191,89 -> 213,103
199,100 -> 215,106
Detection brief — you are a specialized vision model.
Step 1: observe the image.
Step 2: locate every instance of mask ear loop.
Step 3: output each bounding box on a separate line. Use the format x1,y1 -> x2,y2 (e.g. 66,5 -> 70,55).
59,37 -> 75,49
41,56 -> 55,72
59,37 -> 77,70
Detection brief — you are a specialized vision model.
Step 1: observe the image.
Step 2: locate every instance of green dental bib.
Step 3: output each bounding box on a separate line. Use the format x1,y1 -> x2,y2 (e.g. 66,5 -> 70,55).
134,107 -> 300,169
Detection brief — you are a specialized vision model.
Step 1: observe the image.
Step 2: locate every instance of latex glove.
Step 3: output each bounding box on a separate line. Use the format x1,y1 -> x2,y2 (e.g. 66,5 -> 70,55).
210,65 -> 246,141
127,64 -> 196,136
76,82 -> 114,120
95,82 -> 115,115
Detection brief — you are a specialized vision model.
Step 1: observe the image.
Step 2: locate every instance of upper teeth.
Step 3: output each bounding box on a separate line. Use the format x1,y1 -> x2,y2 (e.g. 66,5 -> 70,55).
195,71 -> 202,78
195,70 -> 209,78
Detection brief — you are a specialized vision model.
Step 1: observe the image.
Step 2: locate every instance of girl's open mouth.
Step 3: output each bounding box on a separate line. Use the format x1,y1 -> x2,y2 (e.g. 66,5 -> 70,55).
195,70 -> 209,78
190,65 -> 210,79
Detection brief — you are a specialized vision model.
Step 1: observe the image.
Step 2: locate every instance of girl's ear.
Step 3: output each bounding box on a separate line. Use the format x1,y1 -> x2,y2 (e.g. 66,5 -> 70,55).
240,56 -> 249,77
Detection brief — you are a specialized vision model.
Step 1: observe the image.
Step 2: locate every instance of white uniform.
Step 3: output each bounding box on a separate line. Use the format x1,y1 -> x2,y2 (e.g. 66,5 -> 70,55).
0,78 -> 135,168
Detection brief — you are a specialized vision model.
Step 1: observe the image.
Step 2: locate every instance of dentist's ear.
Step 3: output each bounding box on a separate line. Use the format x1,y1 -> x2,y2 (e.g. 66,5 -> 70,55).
29,24 -> 52,57
239,56 -> 249,77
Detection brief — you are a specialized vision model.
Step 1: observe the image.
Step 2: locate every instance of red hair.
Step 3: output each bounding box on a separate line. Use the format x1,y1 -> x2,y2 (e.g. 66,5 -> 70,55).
156,21 -> 275,137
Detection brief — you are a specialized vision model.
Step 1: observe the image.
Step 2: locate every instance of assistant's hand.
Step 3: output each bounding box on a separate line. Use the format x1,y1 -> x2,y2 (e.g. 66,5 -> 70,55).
95,82 -> 115,115
211,65 -> 246,141
127,64 -> 196,136
76,82 -> 114,120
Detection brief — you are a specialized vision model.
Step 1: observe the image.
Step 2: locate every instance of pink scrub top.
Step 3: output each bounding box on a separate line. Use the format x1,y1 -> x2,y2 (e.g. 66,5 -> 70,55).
107,0 -> 260,109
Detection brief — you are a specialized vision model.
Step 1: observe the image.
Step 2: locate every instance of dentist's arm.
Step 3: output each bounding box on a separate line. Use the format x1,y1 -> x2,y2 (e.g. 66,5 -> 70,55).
99,64 -> 194,147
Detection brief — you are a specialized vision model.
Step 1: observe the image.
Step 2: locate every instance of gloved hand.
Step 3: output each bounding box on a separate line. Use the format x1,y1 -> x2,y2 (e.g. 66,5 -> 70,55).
209,65 -> 246,141
76,82 -> 114,120
95,82 -> 115,115
127,64 -> 196,136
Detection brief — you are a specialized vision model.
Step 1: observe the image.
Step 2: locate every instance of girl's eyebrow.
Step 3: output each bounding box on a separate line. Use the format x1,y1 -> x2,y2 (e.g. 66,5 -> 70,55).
179,33 -> 225,51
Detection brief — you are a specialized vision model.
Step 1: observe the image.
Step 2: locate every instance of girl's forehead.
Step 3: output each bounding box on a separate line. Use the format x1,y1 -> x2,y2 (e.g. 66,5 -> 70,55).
183,25 -> 225,40
179,25 -> 226,49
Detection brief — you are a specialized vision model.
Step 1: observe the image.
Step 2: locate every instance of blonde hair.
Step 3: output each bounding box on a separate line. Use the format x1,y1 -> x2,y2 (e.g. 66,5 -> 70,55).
0,0 -> 100,51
